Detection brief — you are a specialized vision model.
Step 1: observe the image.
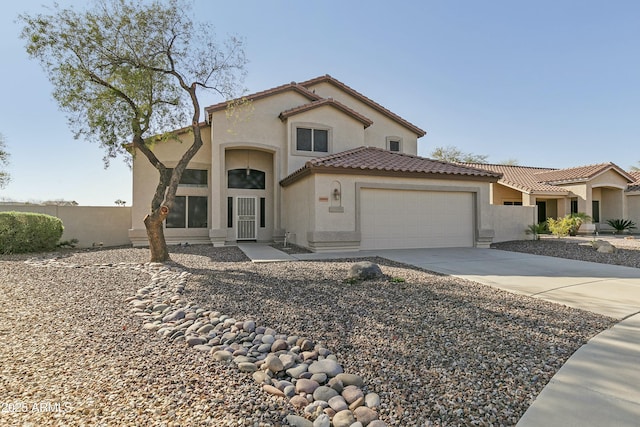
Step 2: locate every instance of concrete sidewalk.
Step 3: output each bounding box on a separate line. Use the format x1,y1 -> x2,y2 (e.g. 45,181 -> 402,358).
239,244 -> 640,426
237,243 -> 297,262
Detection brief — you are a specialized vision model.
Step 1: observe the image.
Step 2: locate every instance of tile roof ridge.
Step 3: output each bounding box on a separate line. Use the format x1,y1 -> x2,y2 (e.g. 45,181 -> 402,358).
297,75 -> 426,137
533,161 -> 614,174
308,146 -> 370,164
278,98 -> 373,127
205,81 -> 322,113
463,162 -> 558,171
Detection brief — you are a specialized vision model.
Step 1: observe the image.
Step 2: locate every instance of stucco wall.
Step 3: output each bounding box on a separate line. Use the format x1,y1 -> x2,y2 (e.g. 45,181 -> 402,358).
0,204 -> 131,248
305,81 -> 419,155
491,205 -> 536,242
627,194 -> 640,227
589,170 -> 630,189
131,127 -> 212,230
210,91 -> 312,178
281,178 -> 312,247
284,106 -> 366,173
491,183 -> 526,205
282,173 -> 497,250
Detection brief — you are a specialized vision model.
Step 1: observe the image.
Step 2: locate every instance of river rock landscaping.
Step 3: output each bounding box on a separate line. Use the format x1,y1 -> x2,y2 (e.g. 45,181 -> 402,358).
0,243 -> 619,426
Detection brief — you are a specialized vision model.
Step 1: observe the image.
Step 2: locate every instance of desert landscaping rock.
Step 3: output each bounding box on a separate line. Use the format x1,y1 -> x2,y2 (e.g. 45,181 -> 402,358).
332,409 -> 356,427
347,260 -> 383,281
2,242 -> 624,425
286,414 -> 314,427
354,405 -> 379,424
335,373 -> 364,388
308,359 -> 343,377
364,392 -> 380,409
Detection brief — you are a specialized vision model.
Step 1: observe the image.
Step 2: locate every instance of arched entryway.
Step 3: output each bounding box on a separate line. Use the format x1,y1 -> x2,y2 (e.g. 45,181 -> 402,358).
224,148 -> 275,242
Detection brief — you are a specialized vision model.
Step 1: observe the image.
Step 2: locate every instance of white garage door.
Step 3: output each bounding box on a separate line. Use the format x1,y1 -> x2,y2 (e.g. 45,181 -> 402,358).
360,189 -> 474,249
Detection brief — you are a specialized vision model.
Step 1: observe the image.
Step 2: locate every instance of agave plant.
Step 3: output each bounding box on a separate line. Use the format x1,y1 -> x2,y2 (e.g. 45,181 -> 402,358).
606,219 -> 637,234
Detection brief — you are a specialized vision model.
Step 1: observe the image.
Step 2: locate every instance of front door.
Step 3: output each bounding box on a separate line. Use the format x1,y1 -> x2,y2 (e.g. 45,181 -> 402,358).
536,201 -> 547,224
236,196 -> 257,240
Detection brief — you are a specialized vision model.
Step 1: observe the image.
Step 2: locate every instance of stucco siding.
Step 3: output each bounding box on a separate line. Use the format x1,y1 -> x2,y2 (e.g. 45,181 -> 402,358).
210,91 -> 314,177
305,81 -> 419,155
492,183 -> 526,205
281,178 -> 313,247
284,106 -> 366,174
491,205 -> 536,242
130,128 -> 212,230
589,170 -> 630,189
627,194 -> 640,227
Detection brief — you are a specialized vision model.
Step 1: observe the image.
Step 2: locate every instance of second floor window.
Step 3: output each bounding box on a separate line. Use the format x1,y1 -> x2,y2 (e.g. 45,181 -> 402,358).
296,127 -> 328,153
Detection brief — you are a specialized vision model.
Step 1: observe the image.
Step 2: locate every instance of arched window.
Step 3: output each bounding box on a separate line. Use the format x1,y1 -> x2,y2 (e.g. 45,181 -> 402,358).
228,169 -> 266,189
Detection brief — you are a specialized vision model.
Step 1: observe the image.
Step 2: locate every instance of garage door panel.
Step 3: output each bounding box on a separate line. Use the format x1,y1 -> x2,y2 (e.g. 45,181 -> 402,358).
360,189 -> 474,249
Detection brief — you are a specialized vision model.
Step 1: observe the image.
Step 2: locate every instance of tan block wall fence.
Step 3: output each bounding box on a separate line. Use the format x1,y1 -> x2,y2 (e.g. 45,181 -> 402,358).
0,204 -> 132,248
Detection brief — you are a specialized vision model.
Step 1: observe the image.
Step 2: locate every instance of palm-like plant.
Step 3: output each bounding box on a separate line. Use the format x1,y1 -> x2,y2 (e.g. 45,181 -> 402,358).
525,223 -> 547,240
606,219 -> 637,234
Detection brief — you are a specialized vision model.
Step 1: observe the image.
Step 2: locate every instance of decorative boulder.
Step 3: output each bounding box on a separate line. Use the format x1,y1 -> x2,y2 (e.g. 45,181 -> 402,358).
348,261 -> 383,281
597,243 -> 617,253
591,239 -> 617,253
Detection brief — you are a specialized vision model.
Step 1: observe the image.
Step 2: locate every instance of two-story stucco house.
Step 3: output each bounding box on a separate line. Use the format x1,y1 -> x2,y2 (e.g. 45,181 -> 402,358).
128,75 -> 504,251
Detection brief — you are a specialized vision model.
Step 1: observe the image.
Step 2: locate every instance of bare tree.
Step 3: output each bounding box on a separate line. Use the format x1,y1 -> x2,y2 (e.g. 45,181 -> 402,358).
21,0 -> 246,261
430,145 -> 488,163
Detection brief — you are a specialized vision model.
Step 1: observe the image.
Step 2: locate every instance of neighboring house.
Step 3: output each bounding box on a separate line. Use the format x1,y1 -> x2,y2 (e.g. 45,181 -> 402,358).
129,75 -> 512,251
466,162 -> 640,233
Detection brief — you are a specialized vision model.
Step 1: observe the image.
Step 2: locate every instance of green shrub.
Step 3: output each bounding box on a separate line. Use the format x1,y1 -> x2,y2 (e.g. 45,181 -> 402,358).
606,219 -> 637,234
526,223 -> 548,239
547,213 -> 591,238
0,212 -> 64,254
547,216 -> 572,237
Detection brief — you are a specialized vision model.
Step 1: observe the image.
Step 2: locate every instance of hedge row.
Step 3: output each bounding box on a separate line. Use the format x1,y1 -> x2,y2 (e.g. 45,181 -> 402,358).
0,212 -> 64,254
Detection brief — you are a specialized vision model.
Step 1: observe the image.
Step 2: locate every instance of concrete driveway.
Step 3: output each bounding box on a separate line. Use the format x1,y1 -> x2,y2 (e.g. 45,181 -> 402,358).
292,246 -> 640,426
368,247 -> 640,319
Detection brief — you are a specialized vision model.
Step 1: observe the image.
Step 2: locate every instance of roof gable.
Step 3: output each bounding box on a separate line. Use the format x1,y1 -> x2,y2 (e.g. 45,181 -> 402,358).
281,147 -> 501,187
278,98 -> 374,128
464,163 -> 569,194
533,163 -> 635,185
467,162 -> 638,194
298,75 -> 426,137
205,83 -> 321,114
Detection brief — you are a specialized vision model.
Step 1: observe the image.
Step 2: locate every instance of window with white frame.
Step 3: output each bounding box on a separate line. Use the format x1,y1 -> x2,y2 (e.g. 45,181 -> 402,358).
296,127 -> 329,153
386,136 -> 402,152
166,196 -> 208,228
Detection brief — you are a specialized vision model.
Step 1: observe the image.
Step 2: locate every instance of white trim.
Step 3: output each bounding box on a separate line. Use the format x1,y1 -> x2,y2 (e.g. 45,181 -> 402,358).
290,122 -> 333,157
386,136 -> 403,152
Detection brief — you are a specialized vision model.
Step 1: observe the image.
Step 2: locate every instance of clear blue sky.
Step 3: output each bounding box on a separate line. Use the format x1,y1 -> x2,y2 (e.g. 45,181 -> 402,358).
1,0 -> 639,205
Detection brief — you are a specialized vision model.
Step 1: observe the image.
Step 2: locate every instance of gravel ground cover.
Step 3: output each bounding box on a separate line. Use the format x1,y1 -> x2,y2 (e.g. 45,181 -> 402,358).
0,243 -> 619,426
492,236 -> 640,269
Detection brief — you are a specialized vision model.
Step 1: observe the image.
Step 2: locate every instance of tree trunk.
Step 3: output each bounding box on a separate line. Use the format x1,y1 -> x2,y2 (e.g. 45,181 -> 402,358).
144,206 -> 170,262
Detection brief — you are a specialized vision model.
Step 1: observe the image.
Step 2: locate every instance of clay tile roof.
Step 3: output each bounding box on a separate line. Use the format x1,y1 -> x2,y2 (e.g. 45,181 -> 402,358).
205,83 -> 321,114
531,162 -> 633,184
278,98 -> 374,128
628,171 -> 640,192
463,163 -> 568,194
298,74 -> 426,137
280,147 -> 501,187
